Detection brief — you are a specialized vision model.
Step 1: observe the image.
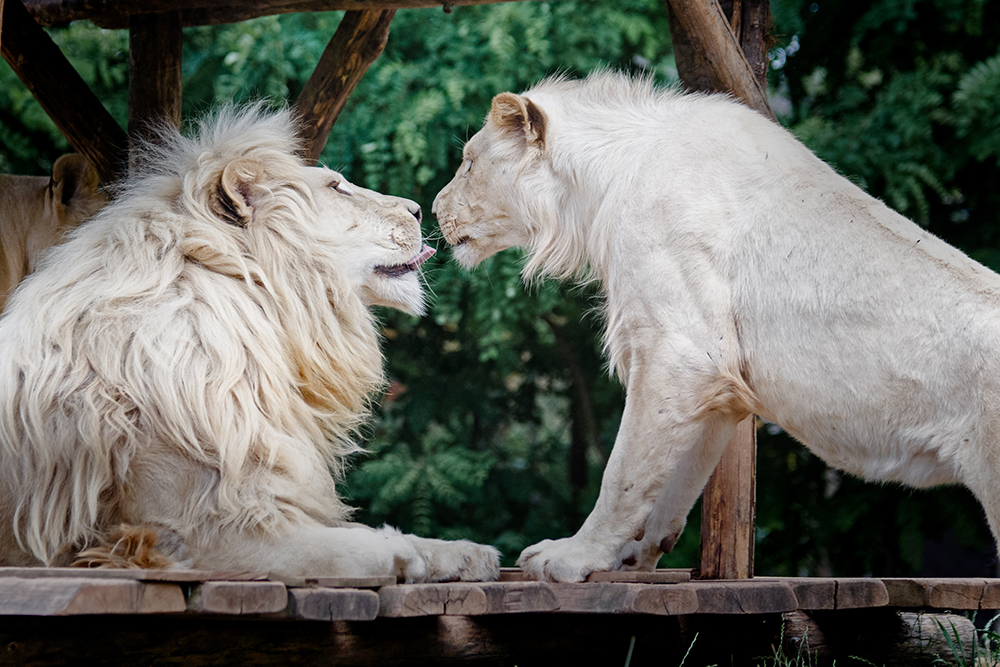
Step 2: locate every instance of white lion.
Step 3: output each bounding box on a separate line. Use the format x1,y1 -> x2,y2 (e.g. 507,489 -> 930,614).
434,71 -> 1000,582
0,106 -> 499,582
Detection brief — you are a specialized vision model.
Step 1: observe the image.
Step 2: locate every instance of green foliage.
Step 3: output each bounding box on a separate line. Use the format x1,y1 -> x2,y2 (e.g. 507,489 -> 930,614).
2,0 -> 999,575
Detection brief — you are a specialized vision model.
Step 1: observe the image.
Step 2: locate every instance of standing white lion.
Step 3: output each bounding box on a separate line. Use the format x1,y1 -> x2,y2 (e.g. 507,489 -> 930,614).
0,106 -> 499,582
434,71 -> 1000,582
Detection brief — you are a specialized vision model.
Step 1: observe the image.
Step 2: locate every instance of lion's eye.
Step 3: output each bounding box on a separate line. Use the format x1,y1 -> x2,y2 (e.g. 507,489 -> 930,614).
459,160 -> 472,177
330,180 -> 351,195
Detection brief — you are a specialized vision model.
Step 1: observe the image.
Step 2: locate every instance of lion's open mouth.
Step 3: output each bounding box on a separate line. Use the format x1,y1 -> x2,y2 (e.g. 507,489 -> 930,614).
375,244 -> 436,278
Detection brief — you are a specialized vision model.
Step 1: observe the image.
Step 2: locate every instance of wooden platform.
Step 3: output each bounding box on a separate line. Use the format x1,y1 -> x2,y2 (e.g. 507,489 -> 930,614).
2,567 -> 998,619
0,568 -> 991,666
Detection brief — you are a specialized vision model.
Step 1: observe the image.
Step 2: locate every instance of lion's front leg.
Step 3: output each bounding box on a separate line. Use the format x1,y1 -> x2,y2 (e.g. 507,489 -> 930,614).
196,524 -> 500,583
518,382 -> 741,582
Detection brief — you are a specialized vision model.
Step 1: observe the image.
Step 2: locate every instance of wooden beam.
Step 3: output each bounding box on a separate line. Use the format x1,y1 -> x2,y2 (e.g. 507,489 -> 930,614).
1,0 -> 5,46
1,0 -> 127,183
664,0 -> 774,119
128,11 -> 183,160
698,415 -> 756,580
24,0 -> 541,29
293,9 -> 394,164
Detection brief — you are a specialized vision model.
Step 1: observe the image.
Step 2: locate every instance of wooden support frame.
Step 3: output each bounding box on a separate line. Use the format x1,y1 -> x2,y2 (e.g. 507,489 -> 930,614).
1,0 -> 127,183
293,9 -> 395,164
128,11 -> 183,151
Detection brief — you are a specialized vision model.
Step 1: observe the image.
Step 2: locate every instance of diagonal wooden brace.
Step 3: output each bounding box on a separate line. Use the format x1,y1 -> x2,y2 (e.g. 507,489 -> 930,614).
293,9 -> 395,165
1,0 -> 127,183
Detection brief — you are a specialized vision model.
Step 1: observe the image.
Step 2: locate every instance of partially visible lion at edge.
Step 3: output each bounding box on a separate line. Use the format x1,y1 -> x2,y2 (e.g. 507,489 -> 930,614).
0,106 -> 499,582
434,70 -> 1000,582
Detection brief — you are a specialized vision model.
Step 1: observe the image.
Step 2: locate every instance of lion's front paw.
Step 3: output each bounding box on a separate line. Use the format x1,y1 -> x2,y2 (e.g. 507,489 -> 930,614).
517,536 -> 616,583
403,534 -> 501,582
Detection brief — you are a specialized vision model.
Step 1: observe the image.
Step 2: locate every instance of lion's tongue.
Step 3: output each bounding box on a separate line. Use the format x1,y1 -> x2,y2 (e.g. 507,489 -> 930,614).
406,244 -> 436,269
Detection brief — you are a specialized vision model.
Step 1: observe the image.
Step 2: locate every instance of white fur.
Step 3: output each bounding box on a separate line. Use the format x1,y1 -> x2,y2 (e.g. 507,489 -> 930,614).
0,106 -> 499,582
434,71 -> 1000,582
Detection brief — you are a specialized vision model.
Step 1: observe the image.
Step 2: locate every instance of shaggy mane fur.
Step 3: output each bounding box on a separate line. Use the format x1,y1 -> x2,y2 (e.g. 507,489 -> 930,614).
0,106 -> 383,565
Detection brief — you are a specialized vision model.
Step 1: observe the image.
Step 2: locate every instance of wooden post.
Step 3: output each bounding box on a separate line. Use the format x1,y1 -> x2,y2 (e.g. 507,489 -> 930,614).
293,9 -> 395,164
699,415 -> 756,579
128,10 -> 183,164
1,0 -> 127,183
664,0 -> 772,579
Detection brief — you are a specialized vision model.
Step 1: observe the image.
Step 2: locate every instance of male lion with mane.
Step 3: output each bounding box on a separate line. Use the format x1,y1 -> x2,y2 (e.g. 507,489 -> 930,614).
434,71 -> 1000,582
0,106 -> 499,582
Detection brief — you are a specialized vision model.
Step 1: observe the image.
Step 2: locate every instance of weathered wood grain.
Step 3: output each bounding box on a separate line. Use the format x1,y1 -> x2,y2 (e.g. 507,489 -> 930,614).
586,569 -> 693,583
0,567 -> 268,581
664,0 -> 774,119
274,573 -> 395,588
1,0 -> 127,183
550,582 -> 699,615
293,9 -> 394,163
188,581 -> 288,615
287,587 -> 380,621
24,0 -> 544,28
759,577 -> 889,610
882,578 -> 993,610
693,579 -> 797,614
698,415 -> 756,579
378,582 -> 558,617
0,578 -> 185,615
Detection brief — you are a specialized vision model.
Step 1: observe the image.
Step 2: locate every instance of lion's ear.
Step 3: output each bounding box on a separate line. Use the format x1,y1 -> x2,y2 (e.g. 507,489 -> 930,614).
51,154 -> 100,209
489,92 -> 547,149
213,158 -> 266,227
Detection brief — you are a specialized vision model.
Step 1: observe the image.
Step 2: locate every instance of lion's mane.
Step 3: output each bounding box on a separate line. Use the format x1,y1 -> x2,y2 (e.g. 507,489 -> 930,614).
0,106 -> 384,565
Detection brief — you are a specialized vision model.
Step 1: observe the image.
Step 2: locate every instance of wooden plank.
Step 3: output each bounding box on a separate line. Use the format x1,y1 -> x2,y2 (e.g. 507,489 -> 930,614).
25,0 -> 545,29
550,582 -> 699,615
128,10 -> 182,165
293,9 -> 394,164
698,414 -> 756,579
0,567 -> 268,582
0,578 -> 185,615
273,573 -> 395,588
882,578 -> 989,610
664,0 -> 774,119
586,569 -> 693,583
760,577 -> 888,610
286,587 -> 380,621
187,581 -> 288,615
1,0 -> 127,183
693,580 -> 797,614
378,582 -> 558,618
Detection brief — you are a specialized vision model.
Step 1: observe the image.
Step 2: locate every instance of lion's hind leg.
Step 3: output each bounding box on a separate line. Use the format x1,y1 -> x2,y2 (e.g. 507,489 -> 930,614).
72,524 -> 192,570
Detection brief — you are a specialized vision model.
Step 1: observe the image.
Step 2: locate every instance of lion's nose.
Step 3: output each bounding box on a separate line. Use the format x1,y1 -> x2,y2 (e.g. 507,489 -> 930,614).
406,202 -> 422,224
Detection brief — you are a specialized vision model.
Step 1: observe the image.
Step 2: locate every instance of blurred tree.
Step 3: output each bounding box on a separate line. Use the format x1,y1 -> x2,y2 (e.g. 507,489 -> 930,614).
1,0 -> 998,575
